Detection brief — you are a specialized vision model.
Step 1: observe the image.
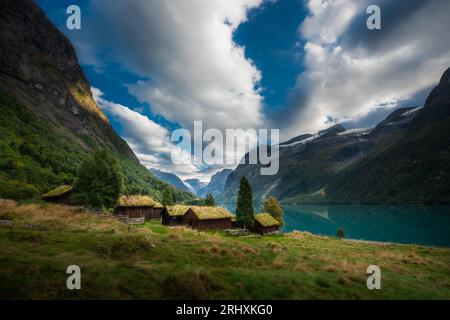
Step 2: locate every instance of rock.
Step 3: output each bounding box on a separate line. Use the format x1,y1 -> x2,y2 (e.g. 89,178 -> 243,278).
0,219 -> 14,227
34,83 -> 44,90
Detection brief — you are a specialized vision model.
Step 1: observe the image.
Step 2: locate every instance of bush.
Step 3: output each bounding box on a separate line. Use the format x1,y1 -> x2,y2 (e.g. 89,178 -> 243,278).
0,178 -> 38,201
337,227 -> 345,240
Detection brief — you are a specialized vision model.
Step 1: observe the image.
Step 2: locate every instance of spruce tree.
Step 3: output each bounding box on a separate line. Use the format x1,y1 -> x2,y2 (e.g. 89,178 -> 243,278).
235,176 -> 254,228
263,196 -> 284,226
162,186 -> 174,206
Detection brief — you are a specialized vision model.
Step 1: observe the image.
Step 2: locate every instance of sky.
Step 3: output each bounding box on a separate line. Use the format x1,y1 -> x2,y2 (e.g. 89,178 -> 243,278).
36,0 -> 450,182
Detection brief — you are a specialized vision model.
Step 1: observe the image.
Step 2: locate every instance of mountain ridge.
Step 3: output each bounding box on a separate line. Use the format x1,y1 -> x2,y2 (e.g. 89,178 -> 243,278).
223,68 -> 450,204
149,168 -> 192,193
197,169 -> 233,198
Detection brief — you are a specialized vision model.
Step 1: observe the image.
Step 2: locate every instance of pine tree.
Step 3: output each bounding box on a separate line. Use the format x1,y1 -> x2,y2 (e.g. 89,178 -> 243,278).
263,196 -> 284,226
235,176 -> 254,228
162,186 -> 174,206
74,149 -> 124,209
205,193 -> 215,206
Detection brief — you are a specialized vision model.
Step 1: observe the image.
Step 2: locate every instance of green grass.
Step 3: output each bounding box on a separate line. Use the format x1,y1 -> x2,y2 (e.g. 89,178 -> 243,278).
0,199 -> 449,299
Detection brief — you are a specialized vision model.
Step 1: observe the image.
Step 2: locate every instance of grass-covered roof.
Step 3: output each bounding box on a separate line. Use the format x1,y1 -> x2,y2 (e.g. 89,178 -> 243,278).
117,195 -> 163,208
189,206 -> 233,220
166,205 -> 191,216
42,185 -> 73,198
255,213 -> 280,227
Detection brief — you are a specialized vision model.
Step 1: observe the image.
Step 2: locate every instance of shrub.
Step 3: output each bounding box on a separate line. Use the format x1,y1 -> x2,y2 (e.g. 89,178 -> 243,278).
337,227 -> 345,240
0,178 -> 38,201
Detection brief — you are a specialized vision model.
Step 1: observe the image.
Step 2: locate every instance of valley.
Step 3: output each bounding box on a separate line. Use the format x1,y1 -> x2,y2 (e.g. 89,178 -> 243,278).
1,199 -> 449,299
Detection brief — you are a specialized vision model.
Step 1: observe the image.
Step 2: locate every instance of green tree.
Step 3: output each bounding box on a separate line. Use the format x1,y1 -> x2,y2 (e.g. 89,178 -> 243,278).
162,186 -> 174,206
263,196 -> 284,226
74,149 -> 124,208
205,193 -> 215,206
235,176 -> 254,228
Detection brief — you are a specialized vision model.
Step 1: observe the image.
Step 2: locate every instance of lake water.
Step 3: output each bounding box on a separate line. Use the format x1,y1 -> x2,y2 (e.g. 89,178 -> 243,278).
282,204 -> 450,247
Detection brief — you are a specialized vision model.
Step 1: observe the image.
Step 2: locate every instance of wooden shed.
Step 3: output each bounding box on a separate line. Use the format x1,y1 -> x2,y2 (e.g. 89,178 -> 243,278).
182,206 -> 233,231
42,185 -> 73,205
252,213 -> 280,235
161,205 -> 190,226
115,195 -> 163,220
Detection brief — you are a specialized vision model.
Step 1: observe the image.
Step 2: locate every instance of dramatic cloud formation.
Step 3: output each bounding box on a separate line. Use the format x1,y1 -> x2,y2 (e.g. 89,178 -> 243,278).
61,0 -> 450,180
86,0 -> 266,131
281,0 -> 450,136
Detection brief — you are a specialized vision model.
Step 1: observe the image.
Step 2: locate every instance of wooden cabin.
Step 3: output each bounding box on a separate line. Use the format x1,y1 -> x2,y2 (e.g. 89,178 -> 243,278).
115,195 -> 163,220
182,206 -> 233,230
252,213 -> 280,235
42,185 -> 73,205
161,205 -> 190,226
152,204 -> 164,218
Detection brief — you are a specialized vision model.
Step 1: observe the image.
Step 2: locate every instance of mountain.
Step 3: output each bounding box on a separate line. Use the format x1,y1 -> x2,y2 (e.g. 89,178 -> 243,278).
184,179 -> 207,195
149,168 -> 192,193
198,169 -> 233,198
0,0 -> 192,202
224,68 -> 450,204
326,68 -> 450,203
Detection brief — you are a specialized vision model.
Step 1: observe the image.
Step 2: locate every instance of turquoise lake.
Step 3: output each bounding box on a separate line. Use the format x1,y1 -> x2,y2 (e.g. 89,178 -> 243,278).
281,204 -> 450,247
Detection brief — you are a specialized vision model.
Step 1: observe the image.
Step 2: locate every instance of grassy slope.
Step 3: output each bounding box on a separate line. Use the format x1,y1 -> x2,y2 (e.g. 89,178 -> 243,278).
0,199 -> 449,300
0,93 -> 193,202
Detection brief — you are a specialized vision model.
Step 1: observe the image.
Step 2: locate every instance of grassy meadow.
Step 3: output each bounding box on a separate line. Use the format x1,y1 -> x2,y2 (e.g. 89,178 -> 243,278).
0,199 -> 449,300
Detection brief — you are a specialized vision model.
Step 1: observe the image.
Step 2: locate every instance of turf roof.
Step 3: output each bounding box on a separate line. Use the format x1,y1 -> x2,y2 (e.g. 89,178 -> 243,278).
117,195 -> 163,208
255,213 -> 280,227
166,205 -> 191,216
42,185 -> 73,198
189,206 -> 233,220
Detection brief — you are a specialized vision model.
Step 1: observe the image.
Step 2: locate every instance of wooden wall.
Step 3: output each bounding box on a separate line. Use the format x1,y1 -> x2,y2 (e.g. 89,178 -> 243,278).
115,206 -> 162,220
183,210 -> 231,230
252,223 -> 279,235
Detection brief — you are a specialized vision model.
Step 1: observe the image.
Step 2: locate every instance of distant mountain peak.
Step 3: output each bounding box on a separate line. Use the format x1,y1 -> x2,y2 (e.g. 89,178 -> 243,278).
184,178 -> 207,195
318,124 -> 346,138
197,169 -> 233,198
149,168 -> 192,194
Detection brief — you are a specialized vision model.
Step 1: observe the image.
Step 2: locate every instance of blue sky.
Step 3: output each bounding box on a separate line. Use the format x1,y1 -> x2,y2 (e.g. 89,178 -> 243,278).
36,0 -> 450,181
37,0 -> 306,131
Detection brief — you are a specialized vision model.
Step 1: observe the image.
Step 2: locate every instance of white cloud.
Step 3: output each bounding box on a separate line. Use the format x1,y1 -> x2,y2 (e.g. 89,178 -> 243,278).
300,0 -> 361,45
283,0 -> 450,136
88,0 -> 266,131
92,87 -> 206,180
81,0 -> 450,179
